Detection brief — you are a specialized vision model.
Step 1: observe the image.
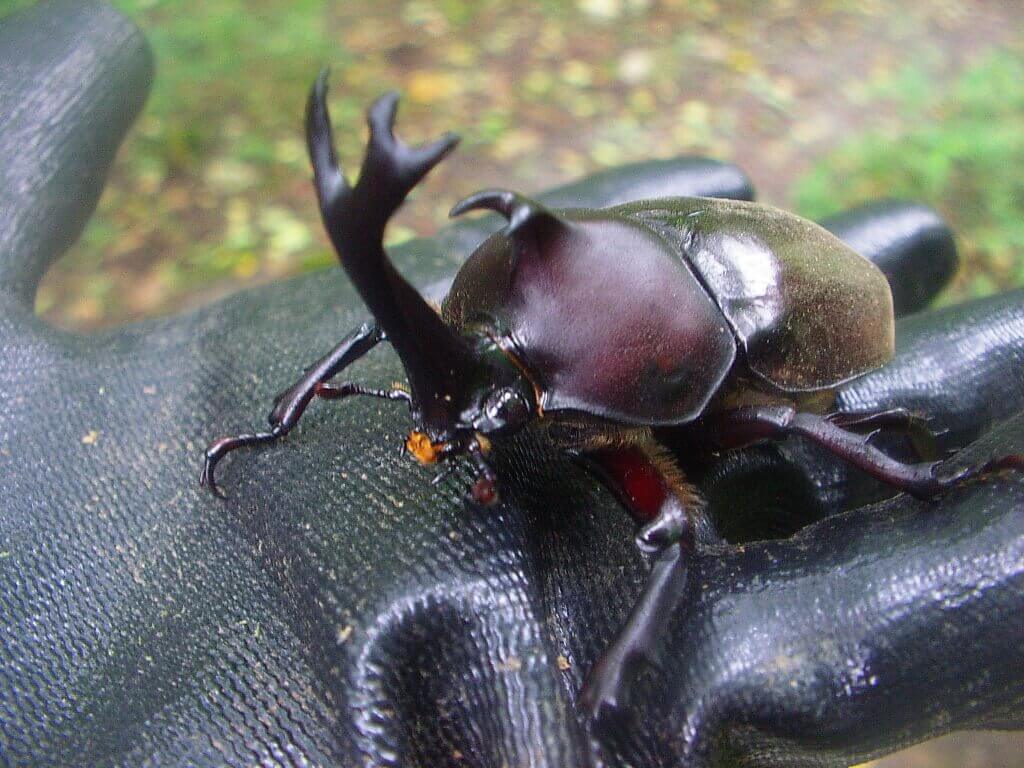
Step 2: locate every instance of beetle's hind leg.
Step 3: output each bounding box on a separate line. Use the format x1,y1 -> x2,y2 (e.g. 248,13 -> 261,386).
710,405 -> 1022,498
201,321 -> 408,497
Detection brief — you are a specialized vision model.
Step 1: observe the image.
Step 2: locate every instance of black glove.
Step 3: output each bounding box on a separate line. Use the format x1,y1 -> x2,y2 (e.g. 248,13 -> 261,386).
1,3 -> 1020,767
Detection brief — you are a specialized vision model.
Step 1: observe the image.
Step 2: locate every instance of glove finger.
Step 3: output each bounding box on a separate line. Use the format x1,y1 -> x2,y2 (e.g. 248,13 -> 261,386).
838,289 -> 1024,445
539,157 -> 755,208
0,1 -> 152,320
699,289 -> 1024,539
642,412 -> 1024,767
413,157 -> 756,297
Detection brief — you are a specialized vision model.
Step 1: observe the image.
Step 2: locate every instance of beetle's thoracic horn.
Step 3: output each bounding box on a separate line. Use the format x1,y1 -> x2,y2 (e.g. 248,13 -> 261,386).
306,71 -> 481,432
450,189 -> 567,238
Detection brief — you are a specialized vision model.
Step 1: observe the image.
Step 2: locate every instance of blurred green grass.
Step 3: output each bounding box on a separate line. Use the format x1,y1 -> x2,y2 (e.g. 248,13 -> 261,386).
795,48 -> 1024,303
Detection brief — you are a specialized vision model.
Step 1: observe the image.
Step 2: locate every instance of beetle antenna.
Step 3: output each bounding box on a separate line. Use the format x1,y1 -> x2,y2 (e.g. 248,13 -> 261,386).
450,189 -> 567,238
306,71 -> 482,433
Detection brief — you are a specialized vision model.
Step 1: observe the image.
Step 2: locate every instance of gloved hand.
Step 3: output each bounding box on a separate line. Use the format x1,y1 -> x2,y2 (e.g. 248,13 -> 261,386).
1,3 -> 1020,768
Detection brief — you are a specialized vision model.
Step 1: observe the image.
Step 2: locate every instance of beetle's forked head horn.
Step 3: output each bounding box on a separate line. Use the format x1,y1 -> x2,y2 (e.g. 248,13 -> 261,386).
306,71 -> 482,434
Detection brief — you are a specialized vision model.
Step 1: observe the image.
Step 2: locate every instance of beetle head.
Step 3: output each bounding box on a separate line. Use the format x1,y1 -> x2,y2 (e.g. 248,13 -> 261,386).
402,335 -> 538,504
307,77 -> 541,504
457,337 -> 537,436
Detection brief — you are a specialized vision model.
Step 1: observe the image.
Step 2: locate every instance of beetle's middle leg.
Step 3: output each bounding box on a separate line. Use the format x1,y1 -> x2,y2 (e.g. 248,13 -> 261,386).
570,434 -> 720,721
201,321 -> 408,496
580,541 -> 689,723
576,437 -> 707,553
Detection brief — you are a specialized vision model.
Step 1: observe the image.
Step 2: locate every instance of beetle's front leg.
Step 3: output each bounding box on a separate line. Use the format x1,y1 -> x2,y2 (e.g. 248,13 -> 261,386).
201,321 -> 403,496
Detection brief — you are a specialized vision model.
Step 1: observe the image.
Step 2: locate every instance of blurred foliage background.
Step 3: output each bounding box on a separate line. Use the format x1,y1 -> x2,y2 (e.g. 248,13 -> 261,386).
1,1 -> 1023,765
0,0 -> 1021,329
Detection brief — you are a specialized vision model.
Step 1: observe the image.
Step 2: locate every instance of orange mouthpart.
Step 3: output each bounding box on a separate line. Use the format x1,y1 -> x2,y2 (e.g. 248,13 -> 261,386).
406,431 -> 445,465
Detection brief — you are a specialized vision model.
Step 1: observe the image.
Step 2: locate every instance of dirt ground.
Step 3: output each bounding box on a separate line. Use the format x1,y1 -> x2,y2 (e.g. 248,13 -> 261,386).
35,0 -> 1024,330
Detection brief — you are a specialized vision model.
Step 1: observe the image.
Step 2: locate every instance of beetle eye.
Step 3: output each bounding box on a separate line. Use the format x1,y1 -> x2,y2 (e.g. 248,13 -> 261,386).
479,388 -> 530,433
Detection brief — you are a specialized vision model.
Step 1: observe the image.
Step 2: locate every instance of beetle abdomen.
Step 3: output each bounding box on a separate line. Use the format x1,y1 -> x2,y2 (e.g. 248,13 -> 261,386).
618,197 -> 896,392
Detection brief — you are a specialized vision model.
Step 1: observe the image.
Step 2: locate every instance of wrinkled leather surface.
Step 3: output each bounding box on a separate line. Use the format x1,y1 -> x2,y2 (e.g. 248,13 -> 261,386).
1,3 -> 1021,767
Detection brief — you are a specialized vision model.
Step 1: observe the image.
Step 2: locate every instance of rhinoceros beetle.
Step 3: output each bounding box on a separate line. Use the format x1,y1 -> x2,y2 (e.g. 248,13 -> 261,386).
202,71 -> 1020,718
